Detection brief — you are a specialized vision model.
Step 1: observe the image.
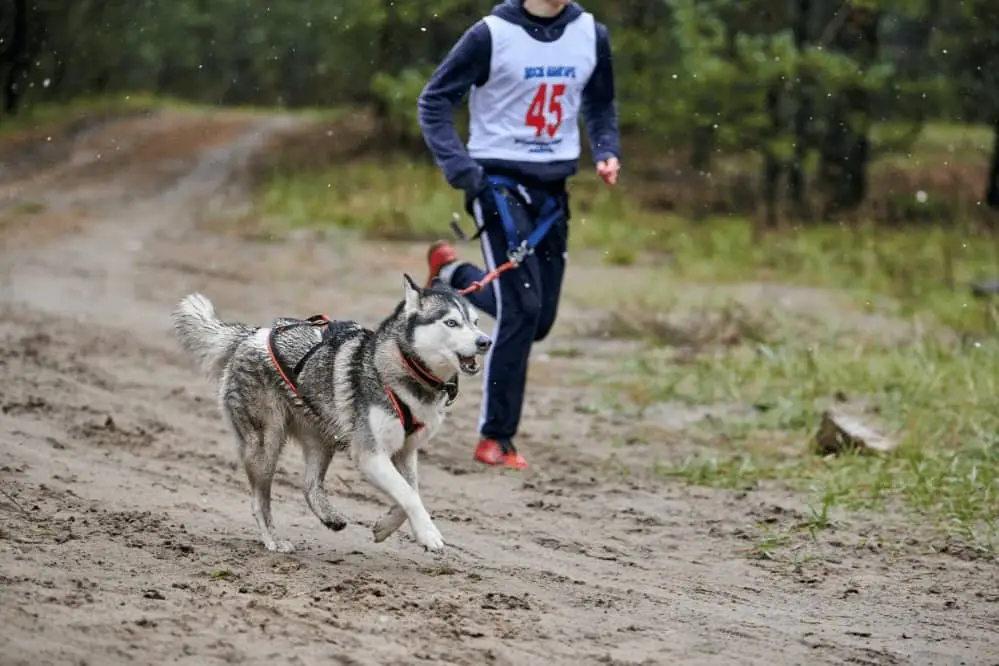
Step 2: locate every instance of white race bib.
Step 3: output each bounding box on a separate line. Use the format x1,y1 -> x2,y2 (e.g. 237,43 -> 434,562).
467,13 -> 598,163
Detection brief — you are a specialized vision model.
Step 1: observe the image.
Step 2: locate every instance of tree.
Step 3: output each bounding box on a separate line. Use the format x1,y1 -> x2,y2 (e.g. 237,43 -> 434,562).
933,1 -> 999,208
815,2 -> 881,215
1,0 -> 28,115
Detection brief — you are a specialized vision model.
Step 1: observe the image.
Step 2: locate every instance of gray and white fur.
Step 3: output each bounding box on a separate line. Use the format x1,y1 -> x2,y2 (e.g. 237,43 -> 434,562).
171,274 -> 491,554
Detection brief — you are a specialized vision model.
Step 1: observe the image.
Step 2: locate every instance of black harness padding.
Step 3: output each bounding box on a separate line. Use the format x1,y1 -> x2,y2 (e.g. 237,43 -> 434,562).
267,314 -> 331,393
291,329 -> 335,380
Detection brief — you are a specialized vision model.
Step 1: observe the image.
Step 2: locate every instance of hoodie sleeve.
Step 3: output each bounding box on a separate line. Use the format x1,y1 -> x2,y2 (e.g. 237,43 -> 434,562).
580,21 -> 621,164
417,21 -> 492,195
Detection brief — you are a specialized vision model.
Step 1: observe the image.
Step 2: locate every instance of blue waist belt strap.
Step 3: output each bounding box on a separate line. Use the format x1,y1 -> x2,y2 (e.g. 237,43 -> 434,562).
486,174 -> 562,265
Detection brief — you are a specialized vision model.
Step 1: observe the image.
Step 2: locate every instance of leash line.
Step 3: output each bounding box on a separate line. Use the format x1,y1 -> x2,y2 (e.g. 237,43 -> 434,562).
457,259 -> 519,296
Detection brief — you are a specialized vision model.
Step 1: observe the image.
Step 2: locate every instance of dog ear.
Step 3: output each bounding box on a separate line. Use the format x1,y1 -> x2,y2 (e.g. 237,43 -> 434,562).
402,273 -> 421,312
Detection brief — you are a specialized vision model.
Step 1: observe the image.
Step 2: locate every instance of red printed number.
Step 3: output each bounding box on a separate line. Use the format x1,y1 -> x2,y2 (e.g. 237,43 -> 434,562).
525,83 -> 566,139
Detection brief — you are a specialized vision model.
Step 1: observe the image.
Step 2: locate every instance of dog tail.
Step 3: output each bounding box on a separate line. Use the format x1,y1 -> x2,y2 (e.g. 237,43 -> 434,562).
172,293 -> 254,382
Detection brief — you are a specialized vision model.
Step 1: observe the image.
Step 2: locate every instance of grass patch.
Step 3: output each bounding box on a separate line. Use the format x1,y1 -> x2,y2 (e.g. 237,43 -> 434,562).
583,299 -> 773,350
0,93 -> 220,148
207,568 -> 236,581
671,220 -> 997,312
252,153 -> 693,250
5,201 -> 46,216
0,93 -> 169,137
257,158 -> 459,240
596,300 -> 999,554
0,92 -> 347,138
251,158 -> 651,246
253,150 -> 999,333
251,118 -> 995,241
574,214 -> 999,337
872,121 -> 994,167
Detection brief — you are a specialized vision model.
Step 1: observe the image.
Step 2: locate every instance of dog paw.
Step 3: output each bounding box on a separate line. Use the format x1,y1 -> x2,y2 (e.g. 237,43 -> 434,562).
265,539 -> 296,553
322,515 -> 348,532
414,522 -> 445,552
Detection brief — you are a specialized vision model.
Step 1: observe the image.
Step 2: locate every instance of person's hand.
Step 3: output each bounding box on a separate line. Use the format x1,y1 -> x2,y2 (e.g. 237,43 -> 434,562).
596,157 -> 620,186
463,172 -> 489,216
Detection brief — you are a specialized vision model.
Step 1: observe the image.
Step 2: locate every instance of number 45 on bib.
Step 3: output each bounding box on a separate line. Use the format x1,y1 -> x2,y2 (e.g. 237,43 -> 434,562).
525,83 -> 567,139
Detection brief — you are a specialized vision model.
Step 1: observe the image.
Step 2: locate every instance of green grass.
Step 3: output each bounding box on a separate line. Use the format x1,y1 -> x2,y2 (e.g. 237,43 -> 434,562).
257,153 -> 999,330
257,159 -> 461,240
586,292 -> 999,554
658,219 -> 999,333
0,93 -> 175,137
5,201 -> 46,216
0,92 -> 347,138
873,121 -> 994,166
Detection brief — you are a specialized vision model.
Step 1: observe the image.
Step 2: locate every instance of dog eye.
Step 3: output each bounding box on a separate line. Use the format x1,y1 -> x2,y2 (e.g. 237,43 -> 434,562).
444,319 -> 459,328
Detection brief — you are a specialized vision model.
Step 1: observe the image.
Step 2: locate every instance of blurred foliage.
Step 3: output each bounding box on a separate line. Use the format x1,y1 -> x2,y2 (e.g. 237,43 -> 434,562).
1,0 -> 997,216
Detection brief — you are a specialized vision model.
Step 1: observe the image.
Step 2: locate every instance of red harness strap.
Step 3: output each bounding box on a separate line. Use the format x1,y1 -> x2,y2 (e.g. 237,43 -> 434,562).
384,347 -> 453,436
384,385 -> 425,436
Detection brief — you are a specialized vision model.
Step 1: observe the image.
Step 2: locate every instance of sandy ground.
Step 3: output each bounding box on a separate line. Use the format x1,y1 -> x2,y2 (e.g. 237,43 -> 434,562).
0,110 -> 996,666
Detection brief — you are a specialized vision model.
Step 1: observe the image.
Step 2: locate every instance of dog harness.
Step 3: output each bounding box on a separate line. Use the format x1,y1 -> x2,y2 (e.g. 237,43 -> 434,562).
266,315 -> 458,437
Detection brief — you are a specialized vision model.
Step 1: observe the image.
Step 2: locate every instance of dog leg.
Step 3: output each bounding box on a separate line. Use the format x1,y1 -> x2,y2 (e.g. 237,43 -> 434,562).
239,426 -> 294,553
372,445 -> 419,543
359,450 -> 443,552
302,438 -> 347,532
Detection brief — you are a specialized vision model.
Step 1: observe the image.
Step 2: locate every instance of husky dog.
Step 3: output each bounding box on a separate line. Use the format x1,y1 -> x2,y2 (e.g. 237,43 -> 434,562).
171,274 -> 491,554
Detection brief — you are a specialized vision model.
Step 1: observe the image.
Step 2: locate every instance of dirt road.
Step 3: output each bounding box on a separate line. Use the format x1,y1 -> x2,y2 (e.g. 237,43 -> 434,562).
1,110 -> 995,666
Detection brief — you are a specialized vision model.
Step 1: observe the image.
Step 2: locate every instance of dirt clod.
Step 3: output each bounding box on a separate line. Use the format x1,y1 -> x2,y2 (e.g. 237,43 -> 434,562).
815,409 -> 897,455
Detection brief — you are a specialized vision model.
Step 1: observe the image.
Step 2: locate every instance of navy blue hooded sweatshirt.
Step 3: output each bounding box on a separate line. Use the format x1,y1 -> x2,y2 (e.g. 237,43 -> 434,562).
417,0 -> 620,197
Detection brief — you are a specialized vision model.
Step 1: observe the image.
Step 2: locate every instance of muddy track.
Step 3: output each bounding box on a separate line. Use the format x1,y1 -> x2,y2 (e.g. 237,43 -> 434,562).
0,111 -> 996,666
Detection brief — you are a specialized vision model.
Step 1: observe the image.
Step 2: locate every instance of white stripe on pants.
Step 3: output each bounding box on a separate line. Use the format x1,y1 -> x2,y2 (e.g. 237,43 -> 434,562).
472,198 -> 503,436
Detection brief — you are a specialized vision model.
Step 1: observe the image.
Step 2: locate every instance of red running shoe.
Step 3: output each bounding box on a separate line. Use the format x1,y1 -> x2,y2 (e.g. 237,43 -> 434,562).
474,439 -> 529,470
426,240 -> 459,288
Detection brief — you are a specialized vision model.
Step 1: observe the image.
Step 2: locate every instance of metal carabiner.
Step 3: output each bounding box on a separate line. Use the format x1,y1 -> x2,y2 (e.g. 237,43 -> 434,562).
506,241 -> 532,266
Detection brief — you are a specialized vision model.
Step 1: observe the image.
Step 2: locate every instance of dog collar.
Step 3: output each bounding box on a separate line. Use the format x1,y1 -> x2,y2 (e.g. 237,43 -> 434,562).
398,347 -> 459,405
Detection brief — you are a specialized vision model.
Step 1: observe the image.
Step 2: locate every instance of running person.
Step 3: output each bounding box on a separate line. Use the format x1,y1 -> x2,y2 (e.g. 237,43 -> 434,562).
417,0 -> 621,469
